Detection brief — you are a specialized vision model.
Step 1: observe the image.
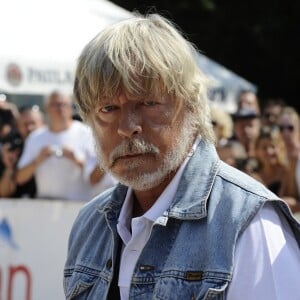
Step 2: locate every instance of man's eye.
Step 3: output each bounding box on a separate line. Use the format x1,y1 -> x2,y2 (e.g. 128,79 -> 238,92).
100,105 -> 118,113
143,101 -> 157,107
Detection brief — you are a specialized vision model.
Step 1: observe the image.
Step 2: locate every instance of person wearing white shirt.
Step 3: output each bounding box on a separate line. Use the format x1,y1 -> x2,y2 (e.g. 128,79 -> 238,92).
16,91 -> 94,201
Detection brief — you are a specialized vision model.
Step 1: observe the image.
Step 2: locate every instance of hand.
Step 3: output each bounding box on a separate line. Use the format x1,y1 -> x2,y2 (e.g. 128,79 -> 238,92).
90,166 -> 105,185
35,146 -> 53,165
61,147 -> 84,169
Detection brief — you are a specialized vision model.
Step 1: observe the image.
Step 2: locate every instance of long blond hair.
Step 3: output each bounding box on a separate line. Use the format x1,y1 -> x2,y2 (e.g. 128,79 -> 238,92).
74,13 -> 215,143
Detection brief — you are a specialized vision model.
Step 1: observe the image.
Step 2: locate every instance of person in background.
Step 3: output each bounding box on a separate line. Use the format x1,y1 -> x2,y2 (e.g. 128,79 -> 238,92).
236,90 -> 261,115
277,106 -> 300,213
0,97 -> 31,198
217,139 -> 260,181
261,98 -> 286,129
84,152 -> 118,198
278,106 -> 300,160
0,131 -> 23,197
17,104 -> 45,139
83,128 -> 118,198
64,13 -> 300,299
217,139 -> 247,169
72,104 -> 118,198
210,105 -> 233,147
252,126 -> 289,195
231,107 -> 261,158
0,101 -> 46,198
0,98 -> 19,139
5,104 -> 46,198
16,91 -> 94,201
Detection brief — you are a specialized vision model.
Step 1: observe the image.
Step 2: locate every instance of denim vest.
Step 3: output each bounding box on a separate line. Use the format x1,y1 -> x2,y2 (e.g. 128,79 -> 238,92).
64,140 -> 300,300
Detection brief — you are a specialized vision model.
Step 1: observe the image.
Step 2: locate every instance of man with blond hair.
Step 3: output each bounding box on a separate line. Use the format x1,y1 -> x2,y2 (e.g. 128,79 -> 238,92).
64,14 -> 300,299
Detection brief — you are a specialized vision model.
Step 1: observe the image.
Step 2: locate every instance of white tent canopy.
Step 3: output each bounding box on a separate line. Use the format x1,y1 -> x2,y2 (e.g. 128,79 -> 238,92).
195,53 -> 256,112
0,0 -> 256,112
0,0 -> 132,95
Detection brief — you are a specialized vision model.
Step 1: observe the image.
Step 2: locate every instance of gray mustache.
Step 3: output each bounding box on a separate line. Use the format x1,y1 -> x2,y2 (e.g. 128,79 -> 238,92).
109,139 -> 159,165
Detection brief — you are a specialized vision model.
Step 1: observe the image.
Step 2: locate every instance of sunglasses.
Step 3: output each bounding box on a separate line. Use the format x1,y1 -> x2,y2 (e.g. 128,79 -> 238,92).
279,125 -> 294,132
49,102 -> 71,108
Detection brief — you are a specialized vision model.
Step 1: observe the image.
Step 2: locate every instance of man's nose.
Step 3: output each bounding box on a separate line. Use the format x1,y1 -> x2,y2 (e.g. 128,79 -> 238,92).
117,109 -> 142,138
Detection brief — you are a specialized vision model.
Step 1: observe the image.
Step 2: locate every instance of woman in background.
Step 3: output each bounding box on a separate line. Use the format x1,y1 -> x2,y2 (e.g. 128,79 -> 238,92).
278,107 -> 300,213
253,126 -> 288,195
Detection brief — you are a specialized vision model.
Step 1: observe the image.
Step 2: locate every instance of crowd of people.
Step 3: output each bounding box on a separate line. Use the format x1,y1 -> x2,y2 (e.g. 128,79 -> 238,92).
212,90 -> 300,213
1,89 -> 300,212
1,88 -> 300,214
0,91 -> 116,201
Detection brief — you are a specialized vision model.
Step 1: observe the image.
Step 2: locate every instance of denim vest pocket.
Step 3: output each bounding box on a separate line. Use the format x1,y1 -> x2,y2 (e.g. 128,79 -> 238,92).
155,274 -> 228,300
64,267 -> 102,300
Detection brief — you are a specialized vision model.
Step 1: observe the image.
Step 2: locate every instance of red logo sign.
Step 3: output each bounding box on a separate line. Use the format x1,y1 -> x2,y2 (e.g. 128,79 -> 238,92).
6,63 -> 22,86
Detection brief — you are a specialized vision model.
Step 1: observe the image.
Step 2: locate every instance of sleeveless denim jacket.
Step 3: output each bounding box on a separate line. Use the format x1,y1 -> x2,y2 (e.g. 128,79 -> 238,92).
64,140 -> 300,300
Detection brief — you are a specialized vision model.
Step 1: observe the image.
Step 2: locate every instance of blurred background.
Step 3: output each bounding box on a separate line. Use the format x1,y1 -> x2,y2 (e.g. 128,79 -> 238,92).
111,0 -> 300,111
1,0 -> 299,112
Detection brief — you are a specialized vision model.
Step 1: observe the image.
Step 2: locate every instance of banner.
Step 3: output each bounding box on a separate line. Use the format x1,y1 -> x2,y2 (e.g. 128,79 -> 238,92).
0,59 -> 75,95
0,199 -> 83,300
0,0 -> 133,96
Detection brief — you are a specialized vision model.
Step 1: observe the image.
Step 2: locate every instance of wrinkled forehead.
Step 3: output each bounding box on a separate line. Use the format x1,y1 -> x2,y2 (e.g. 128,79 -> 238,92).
98,85 -> 178,104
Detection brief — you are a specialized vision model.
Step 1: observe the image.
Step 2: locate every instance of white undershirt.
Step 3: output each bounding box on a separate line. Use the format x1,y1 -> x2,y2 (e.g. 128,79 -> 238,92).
117,145 -> 300,300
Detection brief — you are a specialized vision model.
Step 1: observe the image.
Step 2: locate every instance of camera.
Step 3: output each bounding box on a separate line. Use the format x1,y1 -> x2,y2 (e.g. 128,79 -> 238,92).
0,132 -> 23,152
50,145 -> 63,157
0,109 -> 15,129
8,137 -> 23,151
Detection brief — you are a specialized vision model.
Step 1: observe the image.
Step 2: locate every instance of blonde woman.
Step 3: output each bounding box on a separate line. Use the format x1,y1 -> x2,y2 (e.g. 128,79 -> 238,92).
210,105 -> 233,146
254,126 -> 288,194
278,106 -> 300,212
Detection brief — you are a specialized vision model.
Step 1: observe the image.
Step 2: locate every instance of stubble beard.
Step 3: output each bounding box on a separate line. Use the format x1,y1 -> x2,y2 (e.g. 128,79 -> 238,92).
94,113 -> 197,191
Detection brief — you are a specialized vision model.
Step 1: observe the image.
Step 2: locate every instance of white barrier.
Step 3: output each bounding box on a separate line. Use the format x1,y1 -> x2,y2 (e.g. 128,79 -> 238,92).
0,199 -> 83,300
1,199 -> 299,300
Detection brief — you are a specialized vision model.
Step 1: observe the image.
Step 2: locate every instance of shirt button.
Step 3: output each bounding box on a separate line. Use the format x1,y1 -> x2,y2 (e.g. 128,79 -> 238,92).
106,259 -> 112,269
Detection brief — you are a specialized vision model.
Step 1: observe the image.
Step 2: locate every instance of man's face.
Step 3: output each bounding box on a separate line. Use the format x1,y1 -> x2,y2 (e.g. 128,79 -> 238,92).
262,105 -> 282,127
234,117 -> 261,144
89,91 -> 196,191
46,94 -> 73,122
19,110 -> 44,138
238,92 -> 260,114
255,137 -> 279,166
